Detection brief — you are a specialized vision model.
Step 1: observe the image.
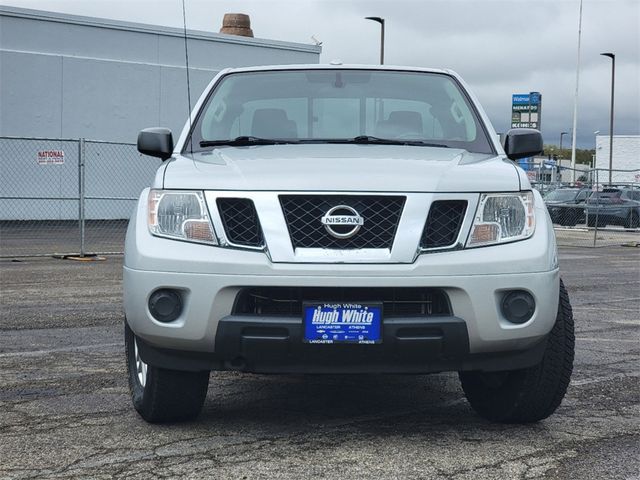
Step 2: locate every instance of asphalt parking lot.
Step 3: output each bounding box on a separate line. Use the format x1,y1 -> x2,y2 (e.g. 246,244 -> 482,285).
1,247 -> 638,479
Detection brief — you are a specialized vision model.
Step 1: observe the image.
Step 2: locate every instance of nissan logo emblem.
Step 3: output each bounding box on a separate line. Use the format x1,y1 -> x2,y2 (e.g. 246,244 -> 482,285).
321,205 -> 364,239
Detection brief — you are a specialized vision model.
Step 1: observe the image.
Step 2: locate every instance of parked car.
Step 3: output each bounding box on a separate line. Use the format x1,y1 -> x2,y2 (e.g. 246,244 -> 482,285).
544,187 -> 592,226
585,188 -> 640,228
124,64 -> 574,424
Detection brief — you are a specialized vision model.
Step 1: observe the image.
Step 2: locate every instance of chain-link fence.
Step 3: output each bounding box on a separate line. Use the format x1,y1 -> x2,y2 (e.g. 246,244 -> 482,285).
1,137 -> 638,257
1,136 -> 160,257
527,163 -> 640,248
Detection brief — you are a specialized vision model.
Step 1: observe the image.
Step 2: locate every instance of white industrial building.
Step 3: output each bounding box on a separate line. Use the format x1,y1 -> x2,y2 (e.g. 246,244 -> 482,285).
0,6 -> 320,141
595,135 -> 640,184
0,7 -> 321,220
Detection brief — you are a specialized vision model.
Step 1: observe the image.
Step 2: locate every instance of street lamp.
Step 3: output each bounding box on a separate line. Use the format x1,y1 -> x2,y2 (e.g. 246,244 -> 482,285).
592,130 -> 600,171
365,16 -> 385,65
600,52 -> 615,184
559,131 -> 568,157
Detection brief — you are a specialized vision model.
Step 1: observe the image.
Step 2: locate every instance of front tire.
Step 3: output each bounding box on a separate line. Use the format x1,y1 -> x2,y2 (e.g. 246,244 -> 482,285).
559,209 -> 577,227
459,279 -> 574,423
125,321 -> 210,423
587,216 -> 606,228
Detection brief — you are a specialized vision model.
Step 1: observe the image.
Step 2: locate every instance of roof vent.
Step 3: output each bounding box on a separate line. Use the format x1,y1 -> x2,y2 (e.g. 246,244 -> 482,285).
220,13 -> 254,37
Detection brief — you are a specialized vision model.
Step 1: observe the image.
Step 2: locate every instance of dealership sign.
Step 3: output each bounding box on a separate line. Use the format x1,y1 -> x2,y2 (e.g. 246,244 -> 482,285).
511,92 -> 542,129
37,150 -> 65,165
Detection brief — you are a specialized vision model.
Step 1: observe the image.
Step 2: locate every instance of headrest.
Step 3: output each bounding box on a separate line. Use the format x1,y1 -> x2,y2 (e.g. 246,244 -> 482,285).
387,111 -> 423,132
251,108 -> 298,138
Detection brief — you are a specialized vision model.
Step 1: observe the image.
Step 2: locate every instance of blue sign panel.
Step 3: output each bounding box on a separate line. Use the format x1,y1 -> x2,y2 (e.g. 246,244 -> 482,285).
303,303 -> 382,344
512,94 -> 531,104
530,92 -> 541,105
518,158 -> 533,171
512,93 -> 541,105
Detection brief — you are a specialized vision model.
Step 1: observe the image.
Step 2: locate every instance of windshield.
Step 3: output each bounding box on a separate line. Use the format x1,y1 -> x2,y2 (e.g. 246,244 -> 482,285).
545,190 -> 579,201
186,69 -> 494,154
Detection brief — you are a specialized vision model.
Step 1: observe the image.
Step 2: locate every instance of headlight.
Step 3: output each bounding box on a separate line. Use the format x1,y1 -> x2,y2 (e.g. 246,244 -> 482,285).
467,191 -> 535,247
148,190 -> 217,245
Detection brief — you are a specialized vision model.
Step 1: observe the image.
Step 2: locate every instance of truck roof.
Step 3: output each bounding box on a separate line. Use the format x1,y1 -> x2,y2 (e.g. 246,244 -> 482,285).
220,63 -> 454,76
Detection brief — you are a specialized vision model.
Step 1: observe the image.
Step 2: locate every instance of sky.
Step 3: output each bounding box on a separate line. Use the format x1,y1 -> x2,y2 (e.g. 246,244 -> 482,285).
3,0 -> 639,148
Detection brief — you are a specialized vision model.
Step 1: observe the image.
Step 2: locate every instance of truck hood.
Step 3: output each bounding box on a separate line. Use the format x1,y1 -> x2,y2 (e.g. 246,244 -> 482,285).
162,144 -> 521,192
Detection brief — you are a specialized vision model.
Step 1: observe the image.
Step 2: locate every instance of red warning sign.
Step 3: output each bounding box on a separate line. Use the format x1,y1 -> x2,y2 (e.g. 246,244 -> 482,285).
37,150 -> 65,165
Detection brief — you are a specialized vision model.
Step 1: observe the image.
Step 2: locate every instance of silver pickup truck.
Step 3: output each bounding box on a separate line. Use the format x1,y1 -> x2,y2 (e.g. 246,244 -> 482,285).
124,64 -> 574,424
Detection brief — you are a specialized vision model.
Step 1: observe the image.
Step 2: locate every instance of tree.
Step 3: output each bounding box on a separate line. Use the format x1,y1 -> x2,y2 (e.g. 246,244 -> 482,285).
542,145 -> 594,165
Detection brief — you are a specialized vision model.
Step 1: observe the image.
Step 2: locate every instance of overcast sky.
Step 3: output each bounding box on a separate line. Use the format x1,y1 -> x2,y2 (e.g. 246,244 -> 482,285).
4,0 -> 639,148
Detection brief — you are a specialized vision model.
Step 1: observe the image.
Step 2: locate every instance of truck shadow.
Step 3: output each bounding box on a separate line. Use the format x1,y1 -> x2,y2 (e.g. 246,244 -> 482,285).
196,371 -> 489,433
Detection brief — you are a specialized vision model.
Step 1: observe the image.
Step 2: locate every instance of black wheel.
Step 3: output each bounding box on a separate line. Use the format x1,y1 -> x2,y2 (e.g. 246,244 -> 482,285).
624,210 -> 640,229
564,210 -> 577,227
587,216 -> 606,227
125,321 -> 209,423
459,279 -> 574,423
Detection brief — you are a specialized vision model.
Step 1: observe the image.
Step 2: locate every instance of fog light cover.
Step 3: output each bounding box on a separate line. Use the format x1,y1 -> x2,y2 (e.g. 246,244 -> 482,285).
148,289 -> 183,323
501,290 -> 535,324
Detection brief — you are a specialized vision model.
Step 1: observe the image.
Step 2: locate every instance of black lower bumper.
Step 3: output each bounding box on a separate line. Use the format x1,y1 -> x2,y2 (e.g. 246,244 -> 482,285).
137,315 -> 547,374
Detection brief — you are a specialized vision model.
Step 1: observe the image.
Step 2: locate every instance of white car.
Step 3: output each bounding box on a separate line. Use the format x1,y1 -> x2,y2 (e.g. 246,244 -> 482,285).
124,64 -> 574,424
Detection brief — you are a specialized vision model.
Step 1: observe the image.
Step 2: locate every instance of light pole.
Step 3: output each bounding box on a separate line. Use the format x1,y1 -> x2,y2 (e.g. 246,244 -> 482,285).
600,52 -> 615,184
560,131 -> 568,157
365,16 -> 385,65
592,130 -> 600,171
559,132 -> 568,181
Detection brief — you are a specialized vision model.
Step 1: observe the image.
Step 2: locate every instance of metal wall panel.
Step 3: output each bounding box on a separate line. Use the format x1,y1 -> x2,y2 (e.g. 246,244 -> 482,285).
0,51 -> 63,137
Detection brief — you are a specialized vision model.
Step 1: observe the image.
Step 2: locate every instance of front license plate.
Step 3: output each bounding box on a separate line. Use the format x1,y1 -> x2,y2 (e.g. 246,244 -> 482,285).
303,302 -> 382,344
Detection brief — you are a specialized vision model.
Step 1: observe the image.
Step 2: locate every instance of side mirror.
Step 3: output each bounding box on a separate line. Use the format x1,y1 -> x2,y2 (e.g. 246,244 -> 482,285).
137,128 -> 174,161
503,128 -> 543,160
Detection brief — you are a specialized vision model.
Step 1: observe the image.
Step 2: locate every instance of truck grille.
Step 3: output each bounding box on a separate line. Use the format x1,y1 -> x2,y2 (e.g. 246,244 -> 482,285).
234,287 -> 451,317
421,200 -> 467,249
217,198 -> 264,248
280,195 -> 405,249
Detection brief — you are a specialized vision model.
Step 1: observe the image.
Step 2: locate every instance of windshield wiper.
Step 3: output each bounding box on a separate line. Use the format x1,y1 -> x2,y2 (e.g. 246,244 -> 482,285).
325,136 -> 450,148
353,135 -> 405,145
199,136 -> 299,147
200,135 -> 450,148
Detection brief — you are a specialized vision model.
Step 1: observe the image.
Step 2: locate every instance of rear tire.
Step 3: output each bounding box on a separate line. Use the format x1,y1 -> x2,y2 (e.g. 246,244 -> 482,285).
125,321 -> 210,423
624,210 -> 639,229
459,279 -> 574,423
